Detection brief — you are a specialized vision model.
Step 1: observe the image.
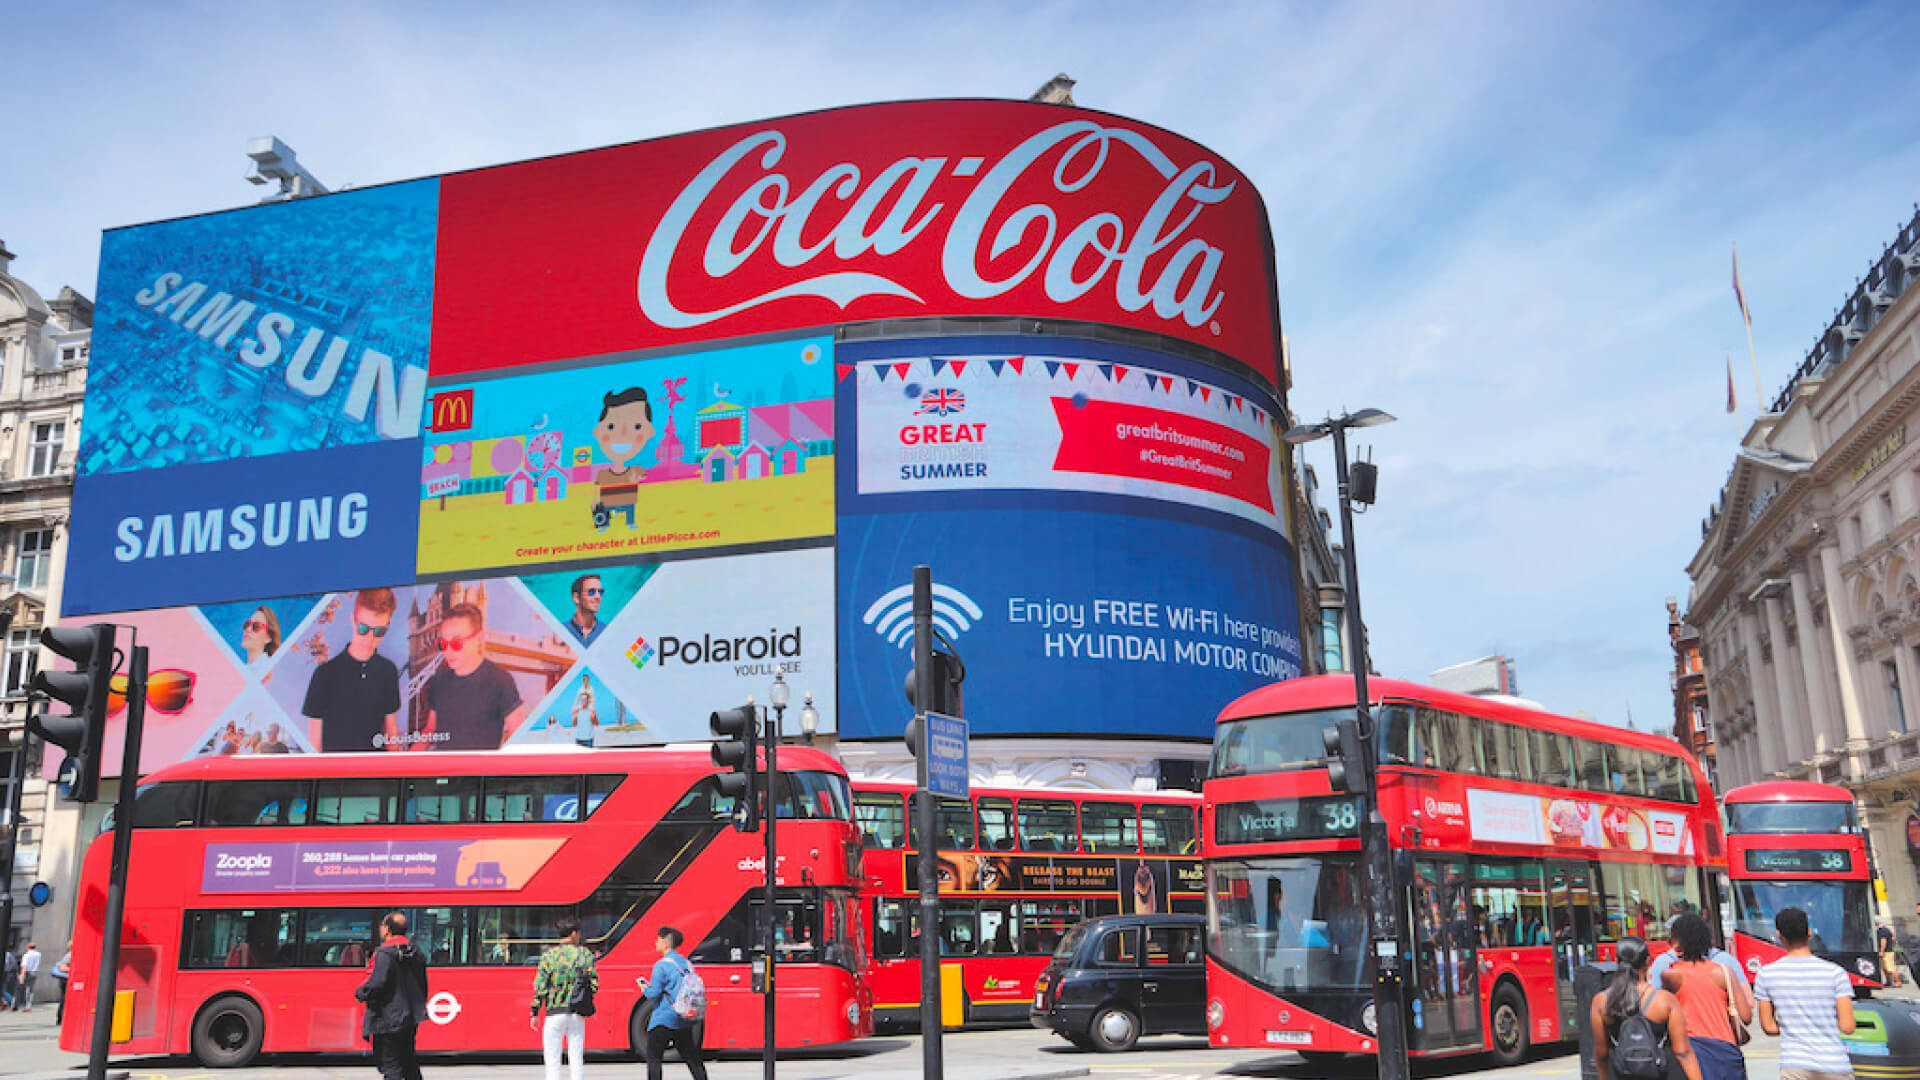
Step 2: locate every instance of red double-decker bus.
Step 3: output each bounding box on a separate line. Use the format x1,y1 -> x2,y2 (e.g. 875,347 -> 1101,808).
1204,676 -> 1722,1066
60,746 -> 871,1066
1723,780 -> 1880,990
851,780 -> 1201,1028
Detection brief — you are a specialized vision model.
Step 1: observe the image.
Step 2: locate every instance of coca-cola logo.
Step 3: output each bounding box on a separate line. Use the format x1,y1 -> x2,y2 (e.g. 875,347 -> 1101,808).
638,121 -> 1236,334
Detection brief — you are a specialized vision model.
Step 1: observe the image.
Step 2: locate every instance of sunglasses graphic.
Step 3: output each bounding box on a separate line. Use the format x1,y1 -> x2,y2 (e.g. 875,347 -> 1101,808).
582,587 -> 606,597
355,623 -> 389,638
108,669 -> 196,715
243,619 -> 270,634
438,631 -> 479,651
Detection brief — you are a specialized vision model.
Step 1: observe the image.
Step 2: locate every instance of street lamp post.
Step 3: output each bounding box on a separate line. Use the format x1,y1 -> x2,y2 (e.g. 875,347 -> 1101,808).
1283,408 -> 1404,1080
762,668 -> 790,1080
798,693 -> 818,746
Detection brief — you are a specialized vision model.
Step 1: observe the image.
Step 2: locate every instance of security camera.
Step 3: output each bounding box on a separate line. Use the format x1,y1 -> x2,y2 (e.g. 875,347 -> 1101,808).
244,136 -> 328,201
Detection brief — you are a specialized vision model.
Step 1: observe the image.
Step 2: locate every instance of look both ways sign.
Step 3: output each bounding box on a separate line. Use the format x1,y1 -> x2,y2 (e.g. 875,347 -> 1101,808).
925,711 -> 969,800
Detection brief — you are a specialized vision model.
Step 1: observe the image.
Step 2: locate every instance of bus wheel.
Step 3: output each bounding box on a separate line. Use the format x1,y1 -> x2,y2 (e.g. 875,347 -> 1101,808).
191,995 -> 264,1068
1490,983 -> 1529,1068
1088,1005 -> 1139,1052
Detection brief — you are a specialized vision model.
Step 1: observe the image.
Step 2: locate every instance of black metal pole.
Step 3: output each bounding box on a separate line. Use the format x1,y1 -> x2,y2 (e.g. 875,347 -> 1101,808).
0,717 -> 27,956
912,566 -> 942,1080
762,704 -> 778,1080
1331,424 -> 1409,1080
88,644 -> 144,1080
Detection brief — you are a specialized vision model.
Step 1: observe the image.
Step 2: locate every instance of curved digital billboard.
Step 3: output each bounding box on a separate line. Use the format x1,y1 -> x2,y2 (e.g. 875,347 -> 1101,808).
63,99 -> 1293,768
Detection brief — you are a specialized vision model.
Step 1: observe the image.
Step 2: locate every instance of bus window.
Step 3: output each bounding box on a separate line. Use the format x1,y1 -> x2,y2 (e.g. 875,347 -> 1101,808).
314,779 -> 398,825
1142,804 -> 1198,854
1514,862 -> 1550,945
980,900 -> 1021,954
1574,739 -> 1608,791
1377,704 -> 1419,765
1532,730 -> 1573,788
184,908 -> 298,968
478,906 -> 569,965
1081,801 -> 1139,853
1018,900 -> 1079,954
203,779 -> 310,827
409,906 -> 478,965
584,774 -> 621,817
405,776 -> 480,824
302,908 -> 378,966
909,798 -> 976,850
484,776 -> 580,822
854,790 -> 907,848
1018,799 -> 1078,853
977,796 -> 1015,851
1650,754 -> 1685,803
939,902 -> 978,956
1499,722 -> 1531,781
1475,718 -> 1505,780
873,899 -> 912,958
781,771 -> 853,820
129,780 -> 201,829
1432,711 -> 1469,772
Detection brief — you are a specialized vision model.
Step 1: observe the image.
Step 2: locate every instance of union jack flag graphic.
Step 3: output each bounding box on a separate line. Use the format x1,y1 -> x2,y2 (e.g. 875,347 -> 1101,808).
916,387 -> 966,416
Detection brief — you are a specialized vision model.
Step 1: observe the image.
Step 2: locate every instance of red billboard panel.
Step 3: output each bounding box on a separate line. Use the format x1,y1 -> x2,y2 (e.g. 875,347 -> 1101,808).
433,100 -> 1279,384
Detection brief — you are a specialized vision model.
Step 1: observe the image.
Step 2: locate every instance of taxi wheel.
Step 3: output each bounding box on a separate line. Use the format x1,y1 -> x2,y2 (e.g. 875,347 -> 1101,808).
1088,1005 -> 1139,1052
192,994 -> 264,1068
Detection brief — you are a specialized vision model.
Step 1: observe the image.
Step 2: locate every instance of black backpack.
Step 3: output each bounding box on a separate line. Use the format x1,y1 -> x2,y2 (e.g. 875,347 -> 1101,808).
1608,988 -> 1669,1080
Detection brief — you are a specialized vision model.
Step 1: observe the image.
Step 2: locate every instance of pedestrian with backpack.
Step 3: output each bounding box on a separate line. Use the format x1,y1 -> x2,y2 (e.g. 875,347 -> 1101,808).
530,917 -> 598,1080
1755,906 -> 1856,1080
1591,936 -> 1702,1080
637,926 -> 707,1080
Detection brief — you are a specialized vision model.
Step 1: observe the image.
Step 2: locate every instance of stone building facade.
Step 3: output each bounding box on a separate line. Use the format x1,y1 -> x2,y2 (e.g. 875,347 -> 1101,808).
1685,207 -> 1920,926
0,240 -> 90,951
1667,598 -> 1713,788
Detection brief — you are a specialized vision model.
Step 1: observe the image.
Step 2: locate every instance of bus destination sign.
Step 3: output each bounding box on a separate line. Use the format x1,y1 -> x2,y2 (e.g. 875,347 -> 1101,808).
1214,796 -> 1364,845
1745,848 -> 1851,874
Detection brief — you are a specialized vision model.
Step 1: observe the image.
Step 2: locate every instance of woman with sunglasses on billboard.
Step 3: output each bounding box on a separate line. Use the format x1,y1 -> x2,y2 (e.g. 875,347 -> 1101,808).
240,606 -> 281,664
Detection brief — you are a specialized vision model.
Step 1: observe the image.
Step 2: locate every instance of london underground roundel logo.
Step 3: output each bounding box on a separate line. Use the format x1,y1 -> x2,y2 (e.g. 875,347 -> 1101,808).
427,991 -> 462,1025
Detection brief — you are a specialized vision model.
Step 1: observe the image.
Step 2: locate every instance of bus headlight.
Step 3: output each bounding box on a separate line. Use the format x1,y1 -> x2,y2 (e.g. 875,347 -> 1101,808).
846,1001 -> 861,1028
1207,1000 -> 1225,1030
1362,1002 -> 1377,1034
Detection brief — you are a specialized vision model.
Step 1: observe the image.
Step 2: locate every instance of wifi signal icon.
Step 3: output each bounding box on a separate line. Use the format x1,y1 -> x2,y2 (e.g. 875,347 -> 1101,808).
862,582 -> 984,649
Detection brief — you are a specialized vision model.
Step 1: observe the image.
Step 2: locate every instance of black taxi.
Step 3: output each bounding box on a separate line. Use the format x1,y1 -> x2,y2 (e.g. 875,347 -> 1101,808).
1030,913 -> 1206,1051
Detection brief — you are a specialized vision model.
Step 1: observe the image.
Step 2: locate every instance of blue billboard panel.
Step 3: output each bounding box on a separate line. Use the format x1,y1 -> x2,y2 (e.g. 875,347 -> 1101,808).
65,440 -> 421,615
837,506 -> 1301,740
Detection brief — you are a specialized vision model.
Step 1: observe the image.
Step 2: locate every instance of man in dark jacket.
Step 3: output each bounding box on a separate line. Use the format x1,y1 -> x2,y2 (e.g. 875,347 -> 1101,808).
356,912 -> 429,1080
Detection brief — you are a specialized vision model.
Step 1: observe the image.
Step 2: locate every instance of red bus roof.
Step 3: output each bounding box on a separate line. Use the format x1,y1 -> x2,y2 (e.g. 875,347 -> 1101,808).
1722,780 -> 1853,804
136,744 -> 848,783
1218,674 -> 1695,759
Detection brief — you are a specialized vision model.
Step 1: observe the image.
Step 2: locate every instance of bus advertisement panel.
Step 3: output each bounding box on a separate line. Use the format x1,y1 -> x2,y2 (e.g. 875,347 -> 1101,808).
60,747 -> 870,1063
852,781 -> 1201,1027
1204,676 -> 1721,1066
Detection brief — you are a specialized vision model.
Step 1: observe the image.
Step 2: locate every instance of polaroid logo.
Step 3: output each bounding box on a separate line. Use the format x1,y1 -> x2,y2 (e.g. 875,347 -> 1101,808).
215,852 -> 274,873
656,628 -> 803,665
113,494 -> 370,562
625,635 -> 657,670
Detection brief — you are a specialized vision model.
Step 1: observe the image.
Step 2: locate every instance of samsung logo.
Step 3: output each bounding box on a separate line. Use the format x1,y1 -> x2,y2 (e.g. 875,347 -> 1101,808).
115,494 -> 369,562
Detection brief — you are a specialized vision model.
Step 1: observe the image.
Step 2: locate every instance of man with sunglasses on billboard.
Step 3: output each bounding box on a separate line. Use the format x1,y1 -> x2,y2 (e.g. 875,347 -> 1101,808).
303,588 -> 404,752
422,602 -> 525,751
566,574 -> 606,647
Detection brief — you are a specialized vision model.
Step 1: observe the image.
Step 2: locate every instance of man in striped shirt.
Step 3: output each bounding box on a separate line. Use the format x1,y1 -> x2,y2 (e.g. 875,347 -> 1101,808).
1755,906 -> 1856,1080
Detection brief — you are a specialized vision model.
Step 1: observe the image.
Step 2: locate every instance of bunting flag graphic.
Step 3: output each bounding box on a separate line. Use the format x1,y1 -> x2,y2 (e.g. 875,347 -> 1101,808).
1159,375 -> 1174,393
929,357 -> 949,376
1096,363 -> 1114,381
1726,354 -> 1737,414
891,361 -> 912,381
1007,357 -> 1026,375
1186,379 -> 1200,397
949,360 -> 968,377
1114,365 -> 1129,383
836,364 -> 854,382
987,359 -> 1006,376
1061,362 -> 1080,380
872,362 -> 891,381
1044,360 -> 1062,378
1200,386 -> 1212,403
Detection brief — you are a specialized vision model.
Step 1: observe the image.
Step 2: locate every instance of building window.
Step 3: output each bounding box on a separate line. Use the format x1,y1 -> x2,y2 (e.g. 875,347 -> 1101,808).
1319,608 -> 1343,672
5,628 -> 39,695
58,342 -> 88,365
16,528 -> 51,590
28,421 -> 65,477
1887,660 -> 1908,734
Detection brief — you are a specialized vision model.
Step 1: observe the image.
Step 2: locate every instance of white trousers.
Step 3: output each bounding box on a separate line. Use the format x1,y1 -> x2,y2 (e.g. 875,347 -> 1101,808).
542,1011 -> 585,1080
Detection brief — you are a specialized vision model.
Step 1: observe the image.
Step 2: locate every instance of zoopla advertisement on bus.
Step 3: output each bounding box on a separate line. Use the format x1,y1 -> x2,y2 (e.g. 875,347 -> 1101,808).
836,506 -> 1299,740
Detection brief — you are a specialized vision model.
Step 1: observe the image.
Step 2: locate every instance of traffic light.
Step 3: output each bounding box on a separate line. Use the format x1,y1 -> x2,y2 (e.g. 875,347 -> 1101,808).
903,650 -> 964,718
28,623 -> 117,802
1321,717 -> 1372,798
709,704 -> 760,832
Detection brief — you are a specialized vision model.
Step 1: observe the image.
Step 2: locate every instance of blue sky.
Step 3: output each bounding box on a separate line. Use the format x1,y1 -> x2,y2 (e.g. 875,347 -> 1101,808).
5,1 -> 1918,730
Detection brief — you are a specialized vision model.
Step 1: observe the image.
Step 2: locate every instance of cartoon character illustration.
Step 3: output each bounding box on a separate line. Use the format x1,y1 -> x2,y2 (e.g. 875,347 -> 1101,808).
590,387 -> 656,531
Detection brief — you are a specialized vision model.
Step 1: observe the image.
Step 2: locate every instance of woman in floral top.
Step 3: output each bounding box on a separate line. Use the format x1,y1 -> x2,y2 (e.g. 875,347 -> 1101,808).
529,918 -> 599,1080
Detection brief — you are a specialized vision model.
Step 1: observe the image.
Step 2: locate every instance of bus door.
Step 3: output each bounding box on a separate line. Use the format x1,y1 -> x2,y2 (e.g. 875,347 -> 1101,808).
1549,860 -> 1599,1033
1411,858 -> 1481,1051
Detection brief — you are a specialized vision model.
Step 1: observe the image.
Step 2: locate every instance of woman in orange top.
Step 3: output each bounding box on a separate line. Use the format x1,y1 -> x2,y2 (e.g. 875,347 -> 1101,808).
1661,913 -> 1751,1080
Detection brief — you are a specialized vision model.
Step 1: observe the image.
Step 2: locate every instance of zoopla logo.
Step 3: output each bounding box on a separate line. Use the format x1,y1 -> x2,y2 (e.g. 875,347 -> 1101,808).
862,582 -> 983,649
